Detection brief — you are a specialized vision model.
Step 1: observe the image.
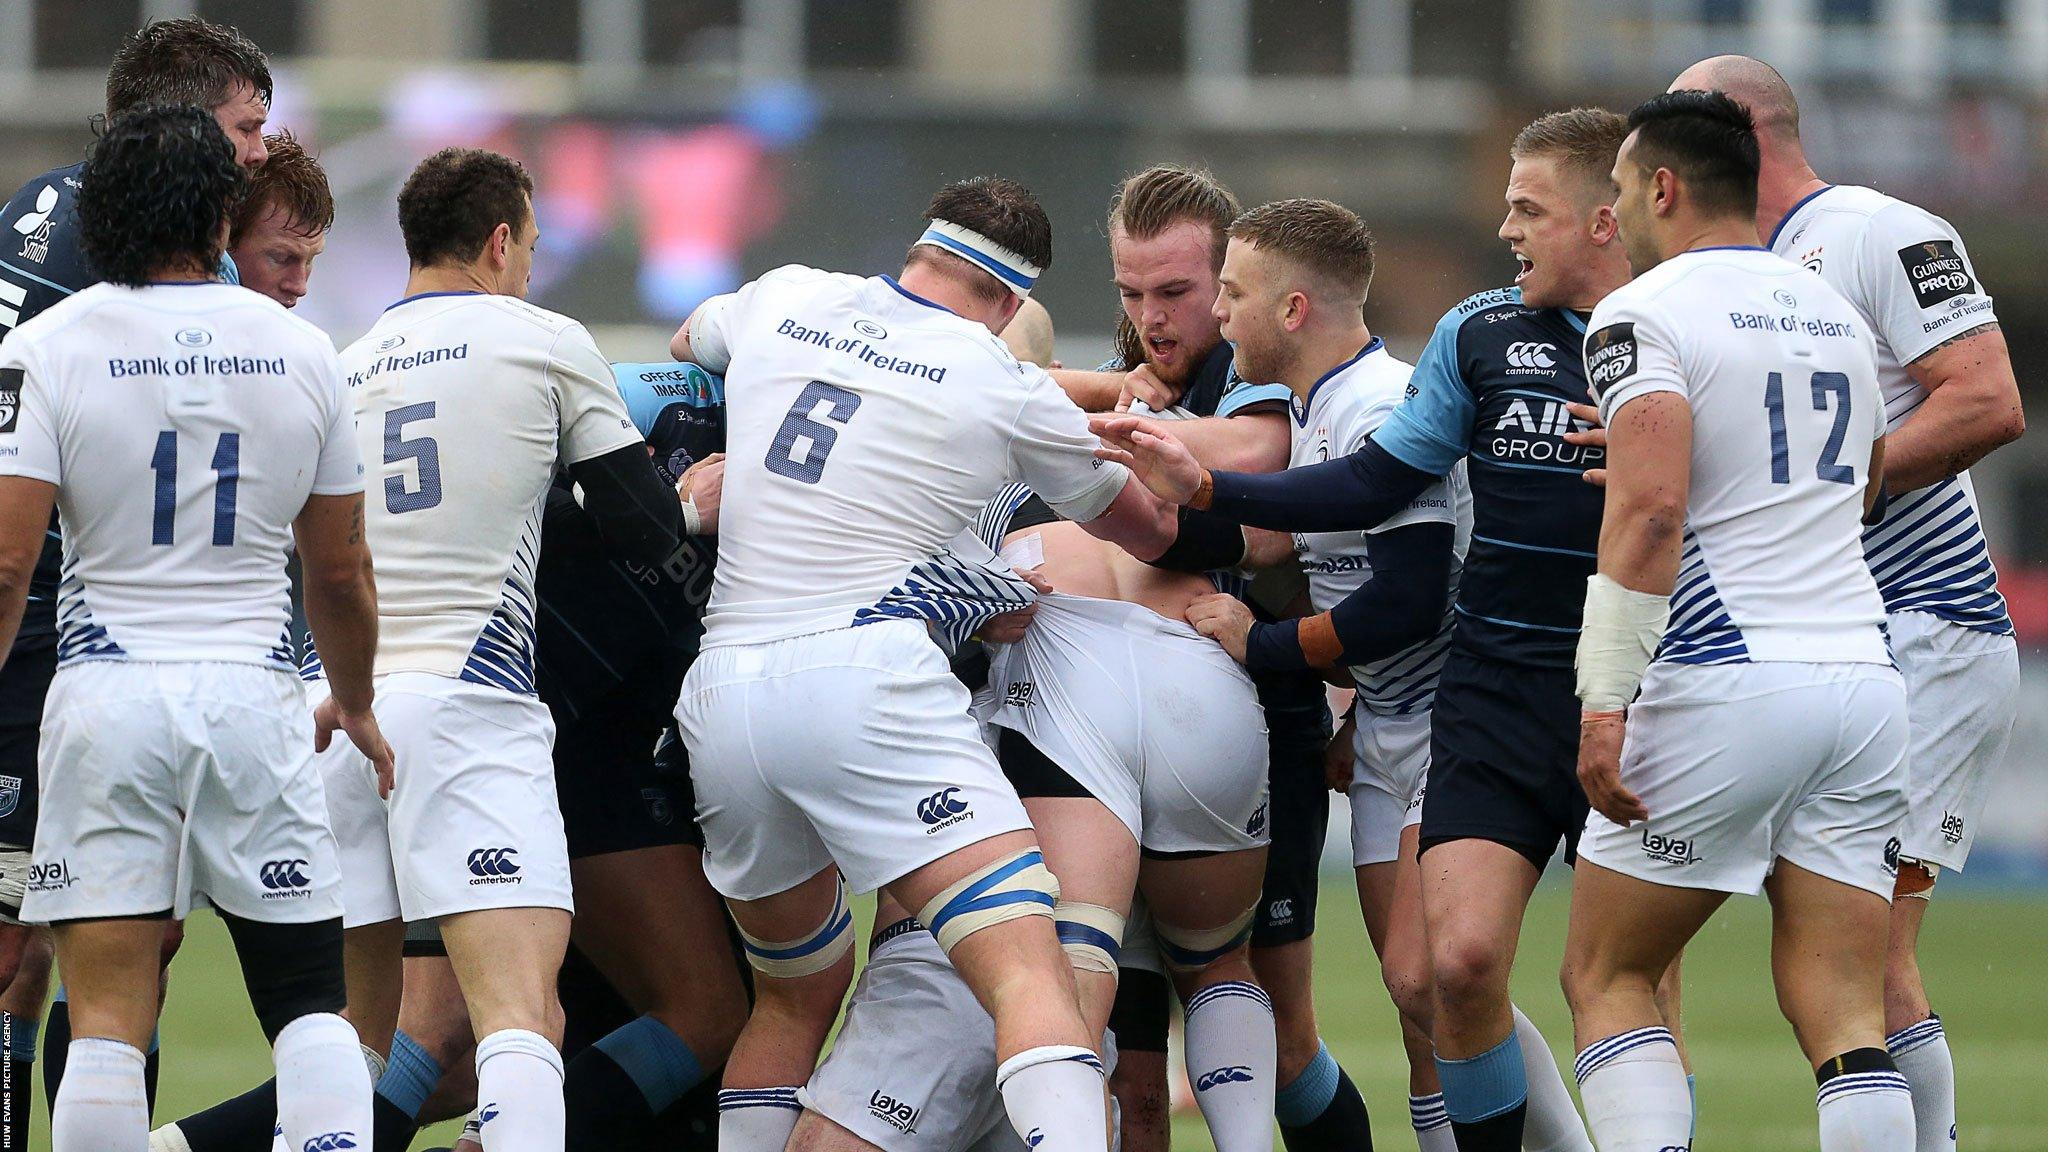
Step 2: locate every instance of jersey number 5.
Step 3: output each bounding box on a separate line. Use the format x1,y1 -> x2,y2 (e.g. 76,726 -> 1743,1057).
383,402 -> 443,513
1764,371 -> 1856,486
765,381 -> 861,484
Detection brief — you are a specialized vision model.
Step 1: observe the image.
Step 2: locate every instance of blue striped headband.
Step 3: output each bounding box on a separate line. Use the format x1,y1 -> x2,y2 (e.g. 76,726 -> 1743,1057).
915,219 -> 1042,298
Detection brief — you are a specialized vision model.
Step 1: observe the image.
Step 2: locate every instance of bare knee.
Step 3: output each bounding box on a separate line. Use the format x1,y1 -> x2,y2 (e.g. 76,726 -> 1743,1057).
1432,932 -> 1512,1016
1384,959 -> 1435,1036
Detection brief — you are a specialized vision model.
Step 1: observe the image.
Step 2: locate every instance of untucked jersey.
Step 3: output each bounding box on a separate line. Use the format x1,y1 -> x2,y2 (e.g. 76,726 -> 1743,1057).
338,291 -> 643,693
1288,339 -> 1469,715
687,265 -> 1129,649
1373,288 -> 1605,668
1770,184 -> 2010,635
0,282 -> 361,668
1587,246 -> 1888,667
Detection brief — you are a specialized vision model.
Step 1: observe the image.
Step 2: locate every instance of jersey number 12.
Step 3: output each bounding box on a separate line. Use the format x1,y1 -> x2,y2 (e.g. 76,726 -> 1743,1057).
1764,371 -> 1856,486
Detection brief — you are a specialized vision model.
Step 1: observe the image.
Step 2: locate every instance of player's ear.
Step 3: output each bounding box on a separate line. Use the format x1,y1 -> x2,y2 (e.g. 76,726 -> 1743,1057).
1589,203 -> 1620,246
489,221 -> 512,269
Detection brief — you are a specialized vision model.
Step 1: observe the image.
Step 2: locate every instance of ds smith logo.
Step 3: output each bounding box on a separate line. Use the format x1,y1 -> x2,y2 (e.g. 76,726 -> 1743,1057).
467,847 -> 522,885
1639,829 -> 1701,866
918,787 -> 973,834
867,1090 -> 921,1134
1195,1066 -> 1255,1092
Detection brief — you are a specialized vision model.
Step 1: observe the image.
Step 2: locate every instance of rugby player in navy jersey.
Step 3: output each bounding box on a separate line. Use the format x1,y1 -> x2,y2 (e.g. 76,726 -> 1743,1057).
0,19 -> 272,1143
1051,166 -> 1375,1152
1097,111 -> 1680,1152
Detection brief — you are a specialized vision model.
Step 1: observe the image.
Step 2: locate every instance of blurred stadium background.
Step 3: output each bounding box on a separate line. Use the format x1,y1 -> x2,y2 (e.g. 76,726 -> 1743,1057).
4,1 -> 2045,1147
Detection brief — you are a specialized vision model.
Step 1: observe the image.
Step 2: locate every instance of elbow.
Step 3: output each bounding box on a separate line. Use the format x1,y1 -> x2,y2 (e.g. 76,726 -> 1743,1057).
1387,589 -> 1448,651
669,324 -> 693,364
1997,404 -> 2026,448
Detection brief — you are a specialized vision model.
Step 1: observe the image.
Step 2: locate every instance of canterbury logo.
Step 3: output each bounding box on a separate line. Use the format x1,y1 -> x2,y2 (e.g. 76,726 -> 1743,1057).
303,1133 -> 357,1152
917,787 -> 969,825
260,859 -> 310,890
1195,1066 -> 1255,1091
467,848 -> 521,877
1505,341 -> 1557,370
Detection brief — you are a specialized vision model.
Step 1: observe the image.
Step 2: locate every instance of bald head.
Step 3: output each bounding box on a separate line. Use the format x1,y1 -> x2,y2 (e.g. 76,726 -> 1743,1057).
1671,55 -> 1799,140
1001,297 -> 1056,368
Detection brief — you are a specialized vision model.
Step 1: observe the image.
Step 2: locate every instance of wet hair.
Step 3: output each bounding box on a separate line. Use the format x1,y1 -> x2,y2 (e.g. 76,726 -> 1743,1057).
397,148 -> 535,269
1625,90 -> 1761,220
230,130 -> 332,243
105,17 -> 272,120
77,105 -> 246,287
903,176 -> 1053,305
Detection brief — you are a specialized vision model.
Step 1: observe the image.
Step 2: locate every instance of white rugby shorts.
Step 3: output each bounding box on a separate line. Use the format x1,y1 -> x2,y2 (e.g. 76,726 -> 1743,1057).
23,661 -> 343,924
679,619 -> 1033,901
1578,660 -> 1908,899
1349,707 -> 1430,868
984,594 -> 1270,855
1889,611 -> 2018,870
374,671 -> 572,921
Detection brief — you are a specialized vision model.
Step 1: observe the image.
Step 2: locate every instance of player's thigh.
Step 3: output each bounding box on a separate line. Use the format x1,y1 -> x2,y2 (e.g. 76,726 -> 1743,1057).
800,930 -> 1011,1152
380,673 -> 572,922
1137,845 -> 1268,937
1763,857 -> 1892,1061
1562,858 -> 1725,992
1417,836 -> 1541,996
1420,653 -> 1585,866
569,844 -> 748,1041
441,904 -> 572,1039
1890,611 -> 2017,870
50,916 -> 167,1049
1023,795 -> 1138,915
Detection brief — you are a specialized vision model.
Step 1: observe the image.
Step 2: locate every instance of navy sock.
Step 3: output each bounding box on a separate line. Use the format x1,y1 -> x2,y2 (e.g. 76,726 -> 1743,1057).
1274,1042 -> 1372,1152
39,991 -> 64,1119
1,1010 -> 36,1152
565,1015 -> 707,1150
168,1079 -> 279,1152
1435,1030 -> 1527,1152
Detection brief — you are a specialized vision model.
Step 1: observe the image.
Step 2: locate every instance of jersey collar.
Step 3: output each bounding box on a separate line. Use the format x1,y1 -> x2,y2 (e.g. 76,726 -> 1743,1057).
1293,336 -> 1384,427
880,275 -> 958,317
384,289 -> 485,311
1767,184 -> 1834,249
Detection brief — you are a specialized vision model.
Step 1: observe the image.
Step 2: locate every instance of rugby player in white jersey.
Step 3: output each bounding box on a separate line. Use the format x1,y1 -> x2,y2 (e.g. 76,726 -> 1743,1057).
1669,57 -> 2024,1152
321,148 -> 683,1152
1562,91 -> 1912,1151
0,106 -> 382,1152
668,176 -> 1178,1152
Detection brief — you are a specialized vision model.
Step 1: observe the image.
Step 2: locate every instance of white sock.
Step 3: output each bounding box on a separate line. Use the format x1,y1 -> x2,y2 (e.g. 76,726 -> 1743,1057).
1516,1005 -> 1594,1152
275,1013 -> 374,1152
1889,1016 -> 1956,1151
1573,1026 -> 1691,1152
1181,981 -> 1276,1152
51,1037 -> 148,1152
996,1045 -> 1110,1152
1409,1093 -> 1456,1152
716,1087 -> 803,1152
1817,1064 -> 1916,1152
474,1028 -> 567,1152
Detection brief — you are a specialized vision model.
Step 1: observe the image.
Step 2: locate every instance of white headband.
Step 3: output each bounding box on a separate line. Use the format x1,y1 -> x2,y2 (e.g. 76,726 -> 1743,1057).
914,219 -> 1041,298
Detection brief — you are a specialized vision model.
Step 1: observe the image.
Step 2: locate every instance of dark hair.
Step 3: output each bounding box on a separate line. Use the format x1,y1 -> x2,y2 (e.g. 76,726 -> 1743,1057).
1624,90 -> 1761,219
105,18 -> 272,120
397,148 -> 535,269
904,176 -> 1053,305
231,130 -> 332,243
77,105 -> 245,287
1511,108 -> 1629,196
1227,198 -> 1376,302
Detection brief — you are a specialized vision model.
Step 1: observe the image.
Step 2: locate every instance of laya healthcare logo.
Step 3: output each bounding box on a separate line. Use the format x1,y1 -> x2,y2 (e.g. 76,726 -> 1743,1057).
917,787 -> 973,834
27,859 -> 74,893
1639,829 -> 1702,866
1195,1065 -> 1255,1092
467,847 -> 522,885
260,858 -> 312,898
867,1090 -> 922,1134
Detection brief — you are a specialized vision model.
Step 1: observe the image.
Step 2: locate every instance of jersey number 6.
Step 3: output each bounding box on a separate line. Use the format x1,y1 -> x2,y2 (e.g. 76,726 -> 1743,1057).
765,380 -> 861,484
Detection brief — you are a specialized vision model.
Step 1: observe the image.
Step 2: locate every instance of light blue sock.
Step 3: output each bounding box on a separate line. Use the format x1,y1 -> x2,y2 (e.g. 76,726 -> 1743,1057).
1273,1040 -> 1340,1127
0,1010 -> 37,1060
378,1028 -> 443,1119
1434,1029 -> 1528,1124
592,1015 -> 706,1111
1687,1072 -> 1697,1142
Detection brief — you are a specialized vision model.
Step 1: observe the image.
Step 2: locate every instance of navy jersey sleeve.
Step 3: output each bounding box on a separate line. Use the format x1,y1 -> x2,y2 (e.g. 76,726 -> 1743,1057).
0,164 -> 93,341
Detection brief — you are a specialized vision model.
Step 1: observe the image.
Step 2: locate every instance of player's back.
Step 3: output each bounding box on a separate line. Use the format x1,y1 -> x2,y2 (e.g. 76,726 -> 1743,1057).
0,281 -> 356,667
1588,247 -> 1887,665
700,266 -> 1124,648
340,292 -> 640,691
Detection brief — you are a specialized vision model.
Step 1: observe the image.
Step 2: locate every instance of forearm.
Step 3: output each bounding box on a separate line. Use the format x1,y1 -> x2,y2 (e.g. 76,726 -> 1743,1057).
304,561 -> 379,712
1172,414 -> 1289,474
1080,474 -> 1177,562
1049,369 -> 1123,412
1202,439 -> 1437,532
1242,524 -> 1452,670
1596,501 -> 1683,595
0,575 -> 26,674
1876,387 -> 2022,493
569,444 -> 684,567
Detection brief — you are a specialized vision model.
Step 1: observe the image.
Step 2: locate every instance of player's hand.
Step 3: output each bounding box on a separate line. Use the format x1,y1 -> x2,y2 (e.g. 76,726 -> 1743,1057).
315,694 -> 398,799
680,453 -> 726,533
1116,364 -> 1182,413
1577,711 -> 1646,825
1325,712 -> 1357,794
1089,415 -> 1206,505
977,567 -> 1053,644
1186,593 -> 1254,663
1564,402 -> 1608,488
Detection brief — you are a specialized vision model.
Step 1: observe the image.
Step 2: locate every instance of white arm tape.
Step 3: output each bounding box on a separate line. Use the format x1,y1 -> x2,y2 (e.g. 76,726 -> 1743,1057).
1574,573 -> 1670,714
680,497 -> 703,537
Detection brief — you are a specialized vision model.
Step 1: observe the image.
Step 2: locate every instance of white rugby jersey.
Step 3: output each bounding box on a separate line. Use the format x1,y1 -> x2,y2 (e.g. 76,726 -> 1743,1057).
687,264 -> 1129,648
1588,246 -> 1888,666
1770,184 -> 2010,634
1288,339 -> 1469,714
0,282 -> 361,668
338,291 -> 643,693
